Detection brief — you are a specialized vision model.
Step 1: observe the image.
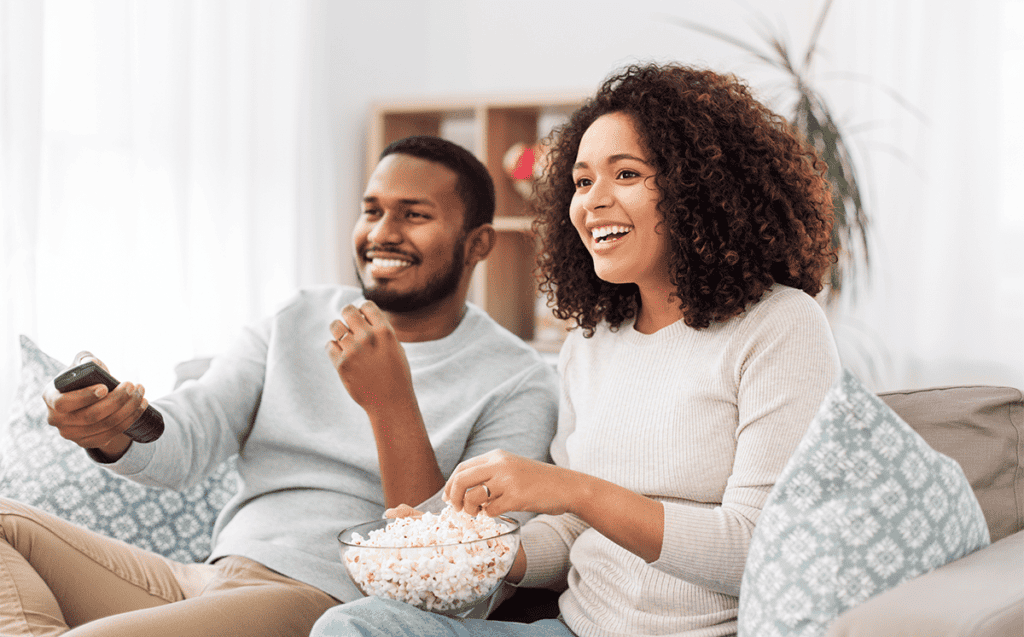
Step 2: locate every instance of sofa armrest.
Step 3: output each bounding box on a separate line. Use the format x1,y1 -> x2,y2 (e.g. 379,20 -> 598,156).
825,530 -> 1024,637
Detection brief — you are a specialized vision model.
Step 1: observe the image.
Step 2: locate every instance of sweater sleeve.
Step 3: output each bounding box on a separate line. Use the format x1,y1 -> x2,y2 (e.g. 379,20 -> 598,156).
649,292 -> 841,596
95,309 -> 273,491
518,512 -> 590,591
458,360 -> 559,466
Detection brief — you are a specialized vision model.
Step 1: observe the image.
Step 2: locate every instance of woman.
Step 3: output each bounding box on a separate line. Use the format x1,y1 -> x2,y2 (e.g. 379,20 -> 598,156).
312,62 -> 842,637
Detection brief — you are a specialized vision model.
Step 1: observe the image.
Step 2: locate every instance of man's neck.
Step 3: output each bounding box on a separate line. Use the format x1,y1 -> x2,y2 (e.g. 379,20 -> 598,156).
385,295 -> 468,343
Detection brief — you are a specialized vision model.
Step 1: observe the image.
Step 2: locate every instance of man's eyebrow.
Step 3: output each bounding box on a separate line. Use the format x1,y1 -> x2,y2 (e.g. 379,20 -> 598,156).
573,153 -> 651,171
362,196 -> 437,207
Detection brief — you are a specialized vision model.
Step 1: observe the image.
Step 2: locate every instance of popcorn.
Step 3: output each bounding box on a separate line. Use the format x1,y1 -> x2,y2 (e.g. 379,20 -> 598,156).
342,506 -> 519,613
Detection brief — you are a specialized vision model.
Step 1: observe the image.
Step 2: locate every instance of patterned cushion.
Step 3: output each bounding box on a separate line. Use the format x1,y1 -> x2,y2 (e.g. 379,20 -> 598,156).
738,368 -> 991,637
0,335 -> 239,563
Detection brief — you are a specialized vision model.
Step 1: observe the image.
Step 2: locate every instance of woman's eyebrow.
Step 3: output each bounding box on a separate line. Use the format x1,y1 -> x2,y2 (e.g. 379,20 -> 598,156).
573,154 -> 651,171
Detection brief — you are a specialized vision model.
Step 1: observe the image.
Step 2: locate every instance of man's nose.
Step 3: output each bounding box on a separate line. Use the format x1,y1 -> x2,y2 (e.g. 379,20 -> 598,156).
367,213 -> 402,244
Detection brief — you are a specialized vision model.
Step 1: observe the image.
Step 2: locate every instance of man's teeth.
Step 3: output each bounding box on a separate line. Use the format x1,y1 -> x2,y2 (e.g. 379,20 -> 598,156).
371,258 -> 411,268
591,225 -> 632,242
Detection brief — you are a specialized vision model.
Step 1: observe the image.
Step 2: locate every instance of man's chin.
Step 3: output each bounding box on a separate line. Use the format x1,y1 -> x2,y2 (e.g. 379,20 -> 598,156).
361,286 -> 433,313
354,251 -> 465,314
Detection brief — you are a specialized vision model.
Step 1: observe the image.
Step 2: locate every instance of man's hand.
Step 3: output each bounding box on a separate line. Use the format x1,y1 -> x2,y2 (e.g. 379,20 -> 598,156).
383,504 -> 424,519
325,300 -> 444,508
325,301 -> 415,414
41,352 -> 138,460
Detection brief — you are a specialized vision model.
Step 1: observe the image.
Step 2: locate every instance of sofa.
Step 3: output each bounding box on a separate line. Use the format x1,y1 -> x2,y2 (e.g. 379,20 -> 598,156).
3,335 -> 1022,636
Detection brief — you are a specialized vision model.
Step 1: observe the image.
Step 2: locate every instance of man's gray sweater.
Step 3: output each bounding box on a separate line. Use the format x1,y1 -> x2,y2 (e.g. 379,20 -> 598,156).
97,286 -> 559,600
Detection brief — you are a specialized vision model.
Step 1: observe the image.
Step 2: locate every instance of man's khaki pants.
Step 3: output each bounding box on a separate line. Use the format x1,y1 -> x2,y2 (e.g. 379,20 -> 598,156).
0,498 -> 340,637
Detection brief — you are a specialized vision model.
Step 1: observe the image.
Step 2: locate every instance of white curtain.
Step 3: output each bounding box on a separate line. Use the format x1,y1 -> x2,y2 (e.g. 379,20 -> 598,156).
2,0 -> 1022,430
1,0 -> 335,424
814,0 -> 1024,391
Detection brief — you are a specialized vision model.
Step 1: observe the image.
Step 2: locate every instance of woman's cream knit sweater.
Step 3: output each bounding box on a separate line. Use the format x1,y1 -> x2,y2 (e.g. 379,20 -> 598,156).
519,284 -> 842,637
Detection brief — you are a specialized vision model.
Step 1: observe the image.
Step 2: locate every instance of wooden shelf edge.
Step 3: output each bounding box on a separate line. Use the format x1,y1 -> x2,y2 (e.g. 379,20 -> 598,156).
369,91 -> 592,113
493,217 -> 535,233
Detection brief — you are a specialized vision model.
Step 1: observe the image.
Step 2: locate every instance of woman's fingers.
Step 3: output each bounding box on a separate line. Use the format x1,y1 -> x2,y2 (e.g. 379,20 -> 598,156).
459,483 -> 496,516
444,470 -> 486,511
442,454 -> 494,504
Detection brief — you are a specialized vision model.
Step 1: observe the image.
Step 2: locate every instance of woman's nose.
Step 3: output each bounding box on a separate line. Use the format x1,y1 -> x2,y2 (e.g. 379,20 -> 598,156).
582,179 -> 612,210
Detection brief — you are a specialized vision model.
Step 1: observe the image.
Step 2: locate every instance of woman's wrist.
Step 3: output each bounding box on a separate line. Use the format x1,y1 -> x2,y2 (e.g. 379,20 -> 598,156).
505,545 -> 527,584
566,470 -> 600,520
569,473 -> 665,563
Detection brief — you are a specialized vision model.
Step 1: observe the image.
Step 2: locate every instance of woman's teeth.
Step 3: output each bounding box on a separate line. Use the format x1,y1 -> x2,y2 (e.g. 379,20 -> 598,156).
592,225 -> 632,243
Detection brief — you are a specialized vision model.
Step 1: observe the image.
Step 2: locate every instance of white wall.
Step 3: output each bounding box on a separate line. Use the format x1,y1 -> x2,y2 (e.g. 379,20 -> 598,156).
319,0 -> 1023,391
7,0 -> 1014,425
320,0 -> 822,285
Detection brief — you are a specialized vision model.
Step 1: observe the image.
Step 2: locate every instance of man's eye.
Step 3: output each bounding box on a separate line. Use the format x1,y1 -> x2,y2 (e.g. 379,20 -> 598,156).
362,208 -> 382,217
406,211 -> 428,220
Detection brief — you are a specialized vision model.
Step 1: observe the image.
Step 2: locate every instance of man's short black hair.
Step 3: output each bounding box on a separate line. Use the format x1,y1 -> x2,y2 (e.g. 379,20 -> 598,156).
380,136 -> 496,229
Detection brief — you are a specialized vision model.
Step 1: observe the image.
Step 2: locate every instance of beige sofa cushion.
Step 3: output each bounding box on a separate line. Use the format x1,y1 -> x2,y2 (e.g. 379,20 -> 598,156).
826,529 -> 1024,637
879,385 -> 1024,543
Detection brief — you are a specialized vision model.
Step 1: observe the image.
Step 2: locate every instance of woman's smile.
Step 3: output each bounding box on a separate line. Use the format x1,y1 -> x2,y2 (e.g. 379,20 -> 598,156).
570,112 -> 669,291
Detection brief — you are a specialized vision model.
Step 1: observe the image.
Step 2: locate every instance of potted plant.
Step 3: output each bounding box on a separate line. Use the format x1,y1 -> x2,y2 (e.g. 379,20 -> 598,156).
666,0 -> 875,303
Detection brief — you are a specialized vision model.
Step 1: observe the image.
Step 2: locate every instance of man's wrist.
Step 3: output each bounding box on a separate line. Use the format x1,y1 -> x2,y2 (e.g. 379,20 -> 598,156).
363,394 -> 421,428
87,436 -> 133,463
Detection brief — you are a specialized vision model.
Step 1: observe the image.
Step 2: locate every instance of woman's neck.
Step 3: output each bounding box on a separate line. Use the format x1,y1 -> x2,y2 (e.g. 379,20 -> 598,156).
634,287 -> 685,334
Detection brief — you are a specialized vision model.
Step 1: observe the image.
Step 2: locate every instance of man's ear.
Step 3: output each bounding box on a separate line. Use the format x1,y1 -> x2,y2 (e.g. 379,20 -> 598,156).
464,224 -> 496,266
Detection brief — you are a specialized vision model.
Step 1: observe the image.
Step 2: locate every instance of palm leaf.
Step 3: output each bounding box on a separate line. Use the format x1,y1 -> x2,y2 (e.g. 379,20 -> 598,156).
663,0 -> 874,302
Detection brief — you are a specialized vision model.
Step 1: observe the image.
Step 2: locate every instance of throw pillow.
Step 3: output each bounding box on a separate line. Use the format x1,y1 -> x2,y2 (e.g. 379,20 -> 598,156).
0,335 -> 239,563
738,368 -> 991,637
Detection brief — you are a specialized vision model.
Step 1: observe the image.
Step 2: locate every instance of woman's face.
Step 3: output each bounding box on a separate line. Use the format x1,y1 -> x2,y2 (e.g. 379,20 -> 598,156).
569,112 -> 672,292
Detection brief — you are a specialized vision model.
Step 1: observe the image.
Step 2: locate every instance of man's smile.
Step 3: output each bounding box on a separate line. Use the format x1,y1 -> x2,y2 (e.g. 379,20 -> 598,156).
363,250 -> 416,277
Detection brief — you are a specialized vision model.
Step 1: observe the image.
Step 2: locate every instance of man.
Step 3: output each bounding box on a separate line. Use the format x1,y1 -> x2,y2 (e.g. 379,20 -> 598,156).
1,136 -> 558,637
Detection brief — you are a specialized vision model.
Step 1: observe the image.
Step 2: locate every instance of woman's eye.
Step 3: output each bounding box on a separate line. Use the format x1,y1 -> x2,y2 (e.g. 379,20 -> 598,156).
618,169 -> 640,179
574,177 -> 592,189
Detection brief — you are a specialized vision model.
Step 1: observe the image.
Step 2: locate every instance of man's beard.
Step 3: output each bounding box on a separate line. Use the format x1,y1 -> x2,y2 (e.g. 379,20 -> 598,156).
355,239 -> 466,313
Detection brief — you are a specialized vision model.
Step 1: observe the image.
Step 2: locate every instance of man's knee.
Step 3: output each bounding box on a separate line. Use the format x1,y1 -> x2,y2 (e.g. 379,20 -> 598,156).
0,498 -> 44,545
0,498 -> 47,521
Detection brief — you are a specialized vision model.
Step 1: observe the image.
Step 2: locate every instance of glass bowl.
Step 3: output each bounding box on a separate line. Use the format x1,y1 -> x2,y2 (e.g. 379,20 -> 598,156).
338,514 -> 520,616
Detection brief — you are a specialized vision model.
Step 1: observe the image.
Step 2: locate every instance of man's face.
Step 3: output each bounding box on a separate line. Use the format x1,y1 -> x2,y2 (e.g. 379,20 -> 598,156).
353,154 -> 469,313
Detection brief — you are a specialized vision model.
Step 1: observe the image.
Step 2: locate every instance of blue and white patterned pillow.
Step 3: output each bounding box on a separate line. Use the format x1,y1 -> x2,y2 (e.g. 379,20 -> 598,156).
738,368 -> 991,637
0,335 -> 239,563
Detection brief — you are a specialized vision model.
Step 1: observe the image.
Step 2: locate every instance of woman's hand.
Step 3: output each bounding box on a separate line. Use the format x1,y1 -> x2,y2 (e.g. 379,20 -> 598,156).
445,449 -> 666,564
443,449 -> 586,518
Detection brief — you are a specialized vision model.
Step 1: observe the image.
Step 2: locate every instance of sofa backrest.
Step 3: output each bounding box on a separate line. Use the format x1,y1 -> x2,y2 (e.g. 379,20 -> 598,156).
879,385 -> 1024,543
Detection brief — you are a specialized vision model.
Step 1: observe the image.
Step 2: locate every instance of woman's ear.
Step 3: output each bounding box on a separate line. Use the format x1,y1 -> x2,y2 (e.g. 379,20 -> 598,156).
464,224 -> 496,266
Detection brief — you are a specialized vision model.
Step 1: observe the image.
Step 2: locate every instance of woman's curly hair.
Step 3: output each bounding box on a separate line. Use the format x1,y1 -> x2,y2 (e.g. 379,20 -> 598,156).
534,62 -> 837,335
